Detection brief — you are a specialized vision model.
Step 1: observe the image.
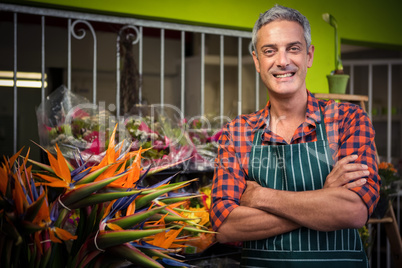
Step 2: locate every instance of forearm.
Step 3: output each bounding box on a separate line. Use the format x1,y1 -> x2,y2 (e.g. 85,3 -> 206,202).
216,205 -> 300,243
254,187 -> 367,231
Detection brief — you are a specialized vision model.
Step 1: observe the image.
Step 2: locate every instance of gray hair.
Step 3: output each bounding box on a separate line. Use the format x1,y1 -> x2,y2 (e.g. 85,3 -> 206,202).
252,5 -> 311,54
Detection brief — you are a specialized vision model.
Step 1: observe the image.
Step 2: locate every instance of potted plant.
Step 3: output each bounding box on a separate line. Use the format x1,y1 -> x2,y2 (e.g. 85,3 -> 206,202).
371,162 -> 401,219
322,13 -> 350,94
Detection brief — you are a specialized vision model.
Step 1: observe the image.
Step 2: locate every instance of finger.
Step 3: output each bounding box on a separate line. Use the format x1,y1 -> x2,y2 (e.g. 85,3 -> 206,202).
343,178 -> 367,189
341,170 -> 370,184
333,155 -> 363,172
330,162 -> 368,181
331,155 -> 359,176
338,163 -> 369,173
325,169 -> 369,188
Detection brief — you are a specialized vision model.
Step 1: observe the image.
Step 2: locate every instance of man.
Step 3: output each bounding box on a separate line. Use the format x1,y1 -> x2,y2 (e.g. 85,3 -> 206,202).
210,5 -> 380,267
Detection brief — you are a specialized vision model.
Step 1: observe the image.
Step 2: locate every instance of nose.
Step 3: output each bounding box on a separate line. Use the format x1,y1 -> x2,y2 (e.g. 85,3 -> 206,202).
276,50 -> 289,68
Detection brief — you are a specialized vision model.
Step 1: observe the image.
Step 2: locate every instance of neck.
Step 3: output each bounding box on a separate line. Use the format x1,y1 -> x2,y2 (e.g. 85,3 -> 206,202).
268,90 -> 308,143
269,90 -> 308,121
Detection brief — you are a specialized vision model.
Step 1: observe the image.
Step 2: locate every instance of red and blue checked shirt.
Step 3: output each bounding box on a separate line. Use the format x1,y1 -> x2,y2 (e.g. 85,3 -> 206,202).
211,89 -> 380,231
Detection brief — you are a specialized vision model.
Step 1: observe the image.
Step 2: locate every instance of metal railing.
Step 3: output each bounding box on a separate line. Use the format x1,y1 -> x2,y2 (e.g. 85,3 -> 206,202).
344,59 -> 402,268
0,3 -> 258,156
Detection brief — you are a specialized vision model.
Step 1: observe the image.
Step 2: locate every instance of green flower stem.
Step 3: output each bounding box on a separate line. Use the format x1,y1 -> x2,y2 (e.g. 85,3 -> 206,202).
75,165 -> 111,185
108,244 -> 164,268
68,190 -> 142,209
96,229 -> 167,249
138,247 -> 180,263
148,214 -> 200,223
107,206 -> 167,229
54,207 -> 70,228
61,173 -> 127,207
25,158 -> 55,174
159,194 -> 201,204
171,225 -> 216,234
40,246 -> 52,268
134,183 -> 190,211
24,194 -> 45,222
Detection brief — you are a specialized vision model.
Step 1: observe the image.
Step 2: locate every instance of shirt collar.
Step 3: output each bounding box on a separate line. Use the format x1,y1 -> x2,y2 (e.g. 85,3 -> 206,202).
250,89 -> 322,132
305,89 -> 322,126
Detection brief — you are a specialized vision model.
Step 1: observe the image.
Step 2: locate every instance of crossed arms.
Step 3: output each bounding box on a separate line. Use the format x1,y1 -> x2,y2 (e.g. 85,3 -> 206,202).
211,109 -> 380,243
216,155 -> 369,243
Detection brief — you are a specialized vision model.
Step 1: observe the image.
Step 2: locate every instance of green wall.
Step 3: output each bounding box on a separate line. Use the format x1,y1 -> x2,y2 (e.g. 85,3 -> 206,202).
8,0 -> 402,92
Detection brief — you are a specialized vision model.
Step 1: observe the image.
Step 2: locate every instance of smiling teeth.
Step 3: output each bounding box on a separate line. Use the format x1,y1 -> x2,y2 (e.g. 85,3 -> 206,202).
276,73 -> 293,78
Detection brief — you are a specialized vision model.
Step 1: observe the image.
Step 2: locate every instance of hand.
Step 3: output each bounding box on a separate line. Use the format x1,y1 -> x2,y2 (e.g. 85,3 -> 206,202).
240,180 -> 263,208
324,154 -> 369,189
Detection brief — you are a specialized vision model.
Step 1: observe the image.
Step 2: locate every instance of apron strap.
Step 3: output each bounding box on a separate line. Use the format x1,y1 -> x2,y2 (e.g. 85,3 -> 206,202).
316,107 -> 328,141
252,106 -> 328,146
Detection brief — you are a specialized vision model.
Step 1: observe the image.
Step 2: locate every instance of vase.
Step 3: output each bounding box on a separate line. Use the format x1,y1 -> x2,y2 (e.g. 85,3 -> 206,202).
326,74 -> 350,94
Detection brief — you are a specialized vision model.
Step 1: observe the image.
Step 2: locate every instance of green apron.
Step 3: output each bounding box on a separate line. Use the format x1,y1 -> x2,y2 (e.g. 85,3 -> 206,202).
242,110 -> 368,268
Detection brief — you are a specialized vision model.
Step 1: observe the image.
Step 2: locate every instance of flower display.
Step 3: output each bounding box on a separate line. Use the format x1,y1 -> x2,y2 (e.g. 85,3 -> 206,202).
37,85 -> 130,166
37,87 -> 224,172
183,118 -> 222,171
180,184 -> 215,254
125,112 -> 194,171
378,162 -> 400,198
0,125 -> 215,268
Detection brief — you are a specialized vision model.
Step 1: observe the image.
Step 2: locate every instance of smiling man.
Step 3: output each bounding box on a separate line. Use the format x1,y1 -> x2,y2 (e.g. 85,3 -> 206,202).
210,5 -> 380,268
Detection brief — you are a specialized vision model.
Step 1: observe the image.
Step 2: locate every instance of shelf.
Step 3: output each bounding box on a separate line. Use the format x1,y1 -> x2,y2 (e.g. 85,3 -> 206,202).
314,93 -> 368,111
314,93 -> 368,102
371,114 -> 402,122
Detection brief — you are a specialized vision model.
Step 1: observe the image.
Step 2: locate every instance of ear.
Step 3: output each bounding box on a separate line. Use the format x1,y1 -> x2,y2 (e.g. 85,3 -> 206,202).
307,45 -> 315,68
252,50 -> 261,73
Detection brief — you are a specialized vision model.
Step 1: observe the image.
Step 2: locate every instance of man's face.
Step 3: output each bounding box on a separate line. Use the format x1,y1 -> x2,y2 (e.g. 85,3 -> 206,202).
252,20 -> 314,97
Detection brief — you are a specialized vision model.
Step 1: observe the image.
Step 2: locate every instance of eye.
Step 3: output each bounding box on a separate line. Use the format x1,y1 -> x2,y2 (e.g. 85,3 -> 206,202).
289,46 -> 301,52
262,48 -> 275,56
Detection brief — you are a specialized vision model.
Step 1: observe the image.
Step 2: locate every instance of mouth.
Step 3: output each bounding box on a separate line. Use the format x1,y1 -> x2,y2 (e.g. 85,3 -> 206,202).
273,72 -> 295,78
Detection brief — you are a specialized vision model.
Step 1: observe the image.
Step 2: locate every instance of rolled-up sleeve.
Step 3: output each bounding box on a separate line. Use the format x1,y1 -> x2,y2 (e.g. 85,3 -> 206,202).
337,105 -> 381,217
210,126 -> 247,231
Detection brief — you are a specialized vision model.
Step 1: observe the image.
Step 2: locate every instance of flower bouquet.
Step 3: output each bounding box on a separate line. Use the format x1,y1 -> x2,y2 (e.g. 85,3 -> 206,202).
0,125 -> 215,267
183,117 -> 222,171
125,115 -> 170,162
125,106 -> 194,171
37,85 -> 130,166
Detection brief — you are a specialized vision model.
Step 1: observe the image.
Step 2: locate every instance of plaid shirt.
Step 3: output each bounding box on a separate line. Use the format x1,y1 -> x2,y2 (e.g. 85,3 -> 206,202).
211,90 -> 380,231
